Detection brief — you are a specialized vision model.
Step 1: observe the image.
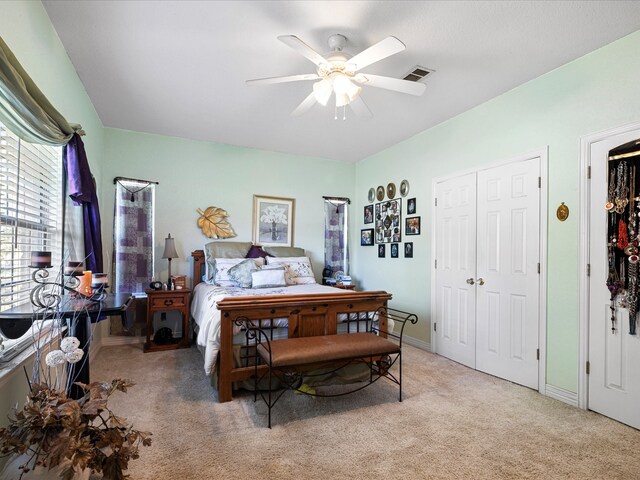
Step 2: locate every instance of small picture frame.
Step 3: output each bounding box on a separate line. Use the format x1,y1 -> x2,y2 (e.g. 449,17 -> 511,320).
407,198 -> 416,215
364,204 -> 374,224
378,244 -> 386,258
361,228 -> 374,246
391,243 -> 399,258
405,216 -> 421,236
404,242 -> 413,258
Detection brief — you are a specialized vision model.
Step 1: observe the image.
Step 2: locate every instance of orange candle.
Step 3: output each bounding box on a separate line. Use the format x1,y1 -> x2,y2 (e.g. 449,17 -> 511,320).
77,271 -> 92,295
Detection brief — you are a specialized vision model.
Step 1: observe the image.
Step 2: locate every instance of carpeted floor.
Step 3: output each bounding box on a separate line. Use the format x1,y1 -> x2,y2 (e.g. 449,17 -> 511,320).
92,344 -> 640,479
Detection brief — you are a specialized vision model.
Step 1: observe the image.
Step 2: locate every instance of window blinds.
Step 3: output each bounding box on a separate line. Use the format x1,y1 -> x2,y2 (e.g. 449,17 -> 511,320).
0,121 -> 62,312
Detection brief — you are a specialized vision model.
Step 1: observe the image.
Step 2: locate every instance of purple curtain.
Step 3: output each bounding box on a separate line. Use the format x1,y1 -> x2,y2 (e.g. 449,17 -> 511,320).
63,133 -> 103,273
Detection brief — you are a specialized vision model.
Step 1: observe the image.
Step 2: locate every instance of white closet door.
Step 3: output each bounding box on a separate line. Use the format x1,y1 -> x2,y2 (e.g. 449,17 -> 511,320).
589,128 -> 640,429
434,173 -> 477,368
475,158 -> 540,389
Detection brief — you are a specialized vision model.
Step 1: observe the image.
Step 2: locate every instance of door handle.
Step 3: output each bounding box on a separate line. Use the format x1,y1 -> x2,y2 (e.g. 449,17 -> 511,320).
466,278 -> 475,285
476,278 -> 485,286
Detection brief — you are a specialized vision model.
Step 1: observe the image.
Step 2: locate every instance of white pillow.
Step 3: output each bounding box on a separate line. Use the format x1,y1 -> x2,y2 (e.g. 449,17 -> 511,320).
213,257 -> 247,287
265,256 -> 316,285
251,267 -> 286,288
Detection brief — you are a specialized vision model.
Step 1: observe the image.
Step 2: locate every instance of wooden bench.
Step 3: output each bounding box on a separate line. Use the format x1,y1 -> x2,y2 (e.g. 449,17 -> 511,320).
244,307 -> 417,428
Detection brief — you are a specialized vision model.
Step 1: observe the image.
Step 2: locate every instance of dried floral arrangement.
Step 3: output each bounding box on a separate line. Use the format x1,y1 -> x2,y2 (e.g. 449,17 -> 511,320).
0,377 -> 151,479
0,271 -> 152,479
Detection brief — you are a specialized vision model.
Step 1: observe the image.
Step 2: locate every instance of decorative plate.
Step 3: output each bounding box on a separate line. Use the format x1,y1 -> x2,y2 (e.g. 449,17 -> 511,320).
376,186 -> 385,201
387,182 -> 396,199
368,188 -> 375,203
400,180 -> 410,197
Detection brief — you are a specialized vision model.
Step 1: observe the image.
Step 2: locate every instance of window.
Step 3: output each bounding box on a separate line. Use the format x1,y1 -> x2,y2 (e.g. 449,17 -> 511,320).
0,120 -> 62,359
323,198 -> 349,279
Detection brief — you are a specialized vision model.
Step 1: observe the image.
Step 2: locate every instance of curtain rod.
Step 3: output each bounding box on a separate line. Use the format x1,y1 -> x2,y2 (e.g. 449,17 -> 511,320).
323,196 -> 351,204
113,176 -> 159,185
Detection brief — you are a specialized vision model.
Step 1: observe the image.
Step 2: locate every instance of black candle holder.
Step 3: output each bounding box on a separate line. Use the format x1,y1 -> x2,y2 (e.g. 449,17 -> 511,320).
29,266 -> 106,308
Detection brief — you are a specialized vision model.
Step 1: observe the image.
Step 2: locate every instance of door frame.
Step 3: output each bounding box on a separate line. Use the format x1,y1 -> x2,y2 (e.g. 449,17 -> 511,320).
578,121 -> 640,410
430,148 -> 548,394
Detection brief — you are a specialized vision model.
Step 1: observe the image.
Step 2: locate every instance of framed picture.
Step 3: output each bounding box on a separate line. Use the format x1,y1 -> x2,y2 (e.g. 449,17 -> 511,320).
391,243 -> 399,258
364,204 -> 374,224
405,216 -> 421,236
361,228 -> 374,246
378,244 -> 385,258
374,198 -> 402,244
404,242 -> 413,258
407,198 -> 416,215
253,195 -> 295,247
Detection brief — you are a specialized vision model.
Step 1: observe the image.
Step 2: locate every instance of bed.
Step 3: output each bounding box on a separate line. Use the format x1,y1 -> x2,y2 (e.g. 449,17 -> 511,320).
190,246 -> 392,402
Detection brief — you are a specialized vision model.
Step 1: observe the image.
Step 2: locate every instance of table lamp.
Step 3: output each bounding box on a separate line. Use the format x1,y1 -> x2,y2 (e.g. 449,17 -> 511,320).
162,233 -> 179,289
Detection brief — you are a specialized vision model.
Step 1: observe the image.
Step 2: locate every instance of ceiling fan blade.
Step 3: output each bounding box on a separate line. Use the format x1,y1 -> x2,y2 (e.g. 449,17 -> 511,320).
278,35 -> 328,67
347,36 -> 406,72
348,96 -> 373,120
291,91 -> 317,117
354,74 -> 426,96
247,73 -> 320,85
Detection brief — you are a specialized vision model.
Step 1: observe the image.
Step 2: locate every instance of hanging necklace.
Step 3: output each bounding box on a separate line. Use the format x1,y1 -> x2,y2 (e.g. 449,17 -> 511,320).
606,170 -> 615,211
629,255 -> 639,335
614,161 -> 629,214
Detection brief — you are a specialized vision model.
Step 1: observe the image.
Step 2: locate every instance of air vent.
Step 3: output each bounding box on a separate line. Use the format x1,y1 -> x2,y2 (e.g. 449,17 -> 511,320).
403,66 -> 434,82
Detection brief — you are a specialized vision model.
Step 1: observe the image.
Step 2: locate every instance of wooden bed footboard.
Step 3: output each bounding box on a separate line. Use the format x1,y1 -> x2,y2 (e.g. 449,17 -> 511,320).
216,290 -> 392,402
191,250 -> 392,403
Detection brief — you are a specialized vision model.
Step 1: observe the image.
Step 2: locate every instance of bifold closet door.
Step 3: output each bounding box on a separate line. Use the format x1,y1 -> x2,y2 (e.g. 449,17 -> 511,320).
434,173 -> 477,369
475,158 -> 540,390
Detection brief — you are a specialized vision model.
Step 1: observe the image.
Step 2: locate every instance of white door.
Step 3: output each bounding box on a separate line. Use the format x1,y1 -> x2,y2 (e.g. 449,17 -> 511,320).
476,158 -> 540,389
434,173 -> 477,368
434,157 -> 541,390
588,128 -> 640,429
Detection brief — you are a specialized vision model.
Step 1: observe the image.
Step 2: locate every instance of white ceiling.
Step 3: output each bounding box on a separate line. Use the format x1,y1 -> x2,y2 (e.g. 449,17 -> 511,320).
42,1 -> 640,163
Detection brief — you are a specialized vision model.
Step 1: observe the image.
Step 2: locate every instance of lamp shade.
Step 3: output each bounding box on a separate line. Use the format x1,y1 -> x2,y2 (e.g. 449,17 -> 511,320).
162,234 -> 179,259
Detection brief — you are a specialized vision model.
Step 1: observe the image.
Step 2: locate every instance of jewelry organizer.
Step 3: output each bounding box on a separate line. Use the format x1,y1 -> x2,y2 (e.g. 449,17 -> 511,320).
606,153 -> 640,335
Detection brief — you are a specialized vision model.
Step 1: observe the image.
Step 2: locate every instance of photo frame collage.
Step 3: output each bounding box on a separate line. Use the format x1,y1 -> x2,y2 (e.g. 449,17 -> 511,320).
361,180 -> 420,259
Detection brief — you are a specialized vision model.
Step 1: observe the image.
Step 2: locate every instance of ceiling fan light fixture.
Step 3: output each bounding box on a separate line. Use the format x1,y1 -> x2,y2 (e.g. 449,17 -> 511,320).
333,74 -> 361,105
312,78 -> 333,106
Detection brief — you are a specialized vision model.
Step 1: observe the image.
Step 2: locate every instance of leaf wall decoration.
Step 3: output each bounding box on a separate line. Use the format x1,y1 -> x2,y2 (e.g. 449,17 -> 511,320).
197,207 -> 237,239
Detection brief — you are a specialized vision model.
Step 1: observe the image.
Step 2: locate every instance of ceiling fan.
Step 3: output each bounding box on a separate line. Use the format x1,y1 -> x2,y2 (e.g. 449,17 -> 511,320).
246,34 -> 427,119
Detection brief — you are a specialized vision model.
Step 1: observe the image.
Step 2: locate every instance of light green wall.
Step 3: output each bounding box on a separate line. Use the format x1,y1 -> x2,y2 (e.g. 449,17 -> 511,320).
99,128 -> 355,287
0,1 -> 105,421
354,30 -> 640,393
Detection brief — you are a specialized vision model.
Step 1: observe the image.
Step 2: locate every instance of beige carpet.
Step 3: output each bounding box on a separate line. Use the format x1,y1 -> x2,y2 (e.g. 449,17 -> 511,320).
92,344 -> 640,479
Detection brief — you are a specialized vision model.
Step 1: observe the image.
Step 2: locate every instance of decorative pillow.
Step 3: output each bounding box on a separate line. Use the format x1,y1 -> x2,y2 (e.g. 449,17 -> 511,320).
262,246 -> 305,257
213,257 -> 247,287
228,258 -> 265,288
245,245 -> 272,259
203,241 -> 252,282
265,256 -> 316,285
251,267 -> 286,289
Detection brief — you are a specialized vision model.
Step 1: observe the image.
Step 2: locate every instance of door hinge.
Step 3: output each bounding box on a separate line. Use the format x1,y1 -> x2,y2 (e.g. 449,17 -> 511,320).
536,348 -> 540,360
434,322 -> 437,332
537,263 -> 540,274
435,259 -> 437,269
435,197 -> 438,207
538,176 -> 541,188
587,264 -> 591,277
586,361 -> 590,375
587,165 -> 591,179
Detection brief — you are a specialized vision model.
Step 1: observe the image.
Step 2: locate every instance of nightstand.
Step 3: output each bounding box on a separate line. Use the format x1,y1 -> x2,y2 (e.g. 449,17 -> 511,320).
144,288 -> 191,352
333,284 -> 356,290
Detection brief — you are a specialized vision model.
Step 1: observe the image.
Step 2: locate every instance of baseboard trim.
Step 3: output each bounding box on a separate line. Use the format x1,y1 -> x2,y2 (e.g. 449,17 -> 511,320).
545,384 -> 579,407
403,336 -> 431,352
101,336 -> 145,347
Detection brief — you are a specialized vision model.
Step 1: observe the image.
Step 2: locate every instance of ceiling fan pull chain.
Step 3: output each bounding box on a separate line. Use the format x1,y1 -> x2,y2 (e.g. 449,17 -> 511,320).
334,104 -> 338,120
343,106 -> 346,121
